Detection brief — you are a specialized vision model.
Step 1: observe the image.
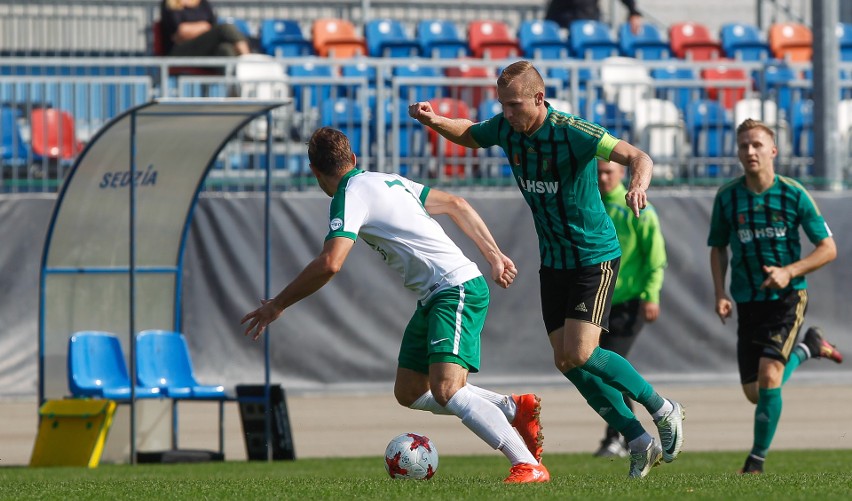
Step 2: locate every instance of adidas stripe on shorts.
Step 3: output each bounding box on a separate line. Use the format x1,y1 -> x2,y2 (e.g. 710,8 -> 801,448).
539,258 -> 620,335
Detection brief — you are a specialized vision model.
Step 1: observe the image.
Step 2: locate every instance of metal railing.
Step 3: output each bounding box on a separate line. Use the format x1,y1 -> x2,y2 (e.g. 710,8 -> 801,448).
2,56 -> 852,193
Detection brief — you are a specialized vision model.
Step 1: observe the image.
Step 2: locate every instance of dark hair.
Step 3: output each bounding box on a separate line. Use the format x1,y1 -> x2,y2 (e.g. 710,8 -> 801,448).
736,118 -> 776,143
307,127 -> 353,176
497,60 -> 544,97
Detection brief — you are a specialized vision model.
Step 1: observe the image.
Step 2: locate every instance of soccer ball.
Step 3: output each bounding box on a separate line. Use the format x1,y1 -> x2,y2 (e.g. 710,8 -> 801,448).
384,432 -> 438,480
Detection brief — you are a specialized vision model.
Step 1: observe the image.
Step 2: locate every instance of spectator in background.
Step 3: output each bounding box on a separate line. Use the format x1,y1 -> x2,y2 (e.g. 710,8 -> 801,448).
594,159 -> 667,458
160,0 -> 250,57
545,0 -> 642,34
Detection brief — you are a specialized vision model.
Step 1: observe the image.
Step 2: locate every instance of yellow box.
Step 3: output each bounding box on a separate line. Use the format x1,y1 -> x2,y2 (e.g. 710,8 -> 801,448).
30,399 -> 117,468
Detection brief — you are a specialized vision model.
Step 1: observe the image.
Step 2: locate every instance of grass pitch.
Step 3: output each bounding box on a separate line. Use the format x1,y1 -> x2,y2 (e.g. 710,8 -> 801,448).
1,449 -> 850,500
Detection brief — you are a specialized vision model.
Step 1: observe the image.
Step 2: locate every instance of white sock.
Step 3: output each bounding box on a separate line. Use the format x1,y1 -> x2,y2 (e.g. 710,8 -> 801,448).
465,384 -> 517,422
445,386 -> 537,465
651,398 -> 674,421
409,391 -> 453,415
627,432 -> 653,453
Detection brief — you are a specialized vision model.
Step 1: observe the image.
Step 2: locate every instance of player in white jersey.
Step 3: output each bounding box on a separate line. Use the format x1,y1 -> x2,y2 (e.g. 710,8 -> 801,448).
241,128 -> 549,482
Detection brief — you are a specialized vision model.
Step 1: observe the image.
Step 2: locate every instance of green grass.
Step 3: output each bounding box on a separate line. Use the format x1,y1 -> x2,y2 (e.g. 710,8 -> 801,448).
2,450 -> 851,500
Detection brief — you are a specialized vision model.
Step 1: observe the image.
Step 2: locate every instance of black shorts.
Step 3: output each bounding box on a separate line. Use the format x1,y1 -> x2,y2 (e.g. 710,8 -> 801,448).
539,258 -> 619,335
736,289 -> 808,385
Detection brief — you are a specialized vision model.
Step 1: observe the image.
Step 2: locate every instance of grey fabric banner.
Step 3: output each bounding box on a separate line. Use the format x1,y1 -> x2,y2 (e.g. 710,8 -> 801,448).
2,189 -> 851,399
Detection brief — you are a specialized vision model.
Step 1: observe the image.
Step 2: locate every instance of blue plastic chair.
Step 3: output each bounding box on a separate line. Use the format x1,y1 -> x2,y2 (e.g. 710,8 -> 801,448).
393,64 -> 442,103
417,20 -> 468,58
365,19 -> 420,58
67,331 -> 161,399
321,97 -> 365,156
259,19 -> 313,57
287,62 -> 334,111
719,22 -> 771,61
618,22 -> 670,59
0,105 -> 32,166
651,66 -> 700,115
839,23 -> 852,62
219,16 -> 253,38
685,99 -> 734,176
790,99 -> 814,157
518,20 -> 567,60
136,330 -> 225,399
568,20 -> 619,60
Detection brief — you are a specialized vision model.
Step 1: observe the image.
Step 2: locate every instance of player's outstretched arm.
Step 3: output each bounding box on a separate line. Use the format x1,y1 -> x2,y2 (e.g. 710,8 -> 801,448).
424,188 -> 517,288
241,237 -> 356,340
610,140 -> 653,217
408,101 -> 481,149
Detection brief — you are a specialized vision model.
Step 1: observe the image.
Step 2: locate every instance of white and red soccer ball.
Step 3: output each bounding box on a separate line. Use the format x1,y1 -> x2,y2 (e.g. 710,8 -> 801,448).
384,432 -> 439,480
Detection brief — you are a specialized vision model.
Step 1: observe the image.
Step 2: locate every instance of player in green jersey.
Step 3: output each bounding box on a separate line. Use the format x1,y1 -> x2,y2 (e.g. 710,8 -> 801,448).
708,119 -> 843,474
594,159 -> 667,458
409,60 -> 684,479
242,128 -> 549,483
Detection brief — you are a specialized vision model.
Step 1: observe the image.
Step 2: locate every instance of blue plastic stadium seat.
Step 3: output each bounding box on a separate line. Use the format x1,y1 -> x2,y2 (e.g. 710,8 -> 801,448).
0,105 -> 32,167
618,22 -> 670,59
685,99 -> 734,175
365,19 -> 420,58
136,330 -> 226,399
219,16 -> 253,38
321,97 -> 366,156
590,99 -> 632,141
393,64 -> 442,103
651,66 -> 700,114
569,20 -> 619,60
839,23 -> 852,61
518,20 -> 567,60
719,22 -> 771,61
287,62 -> 334,110
259,19 -> 313,57
67,331 -> 161,400
790,99 -> 814,157
417,20 -> 468,58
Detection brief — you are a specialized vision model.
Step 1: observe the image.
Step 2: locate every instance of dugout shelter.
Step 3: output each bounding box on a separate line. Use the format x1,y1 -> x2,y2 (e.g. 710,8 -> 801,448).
38,99 -> 289,462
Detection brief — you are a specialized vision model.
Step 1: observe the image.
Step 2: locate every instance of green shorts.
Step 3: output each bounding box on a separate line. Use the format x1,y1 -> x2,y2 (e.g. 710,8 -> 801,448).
398,276 -> 489,375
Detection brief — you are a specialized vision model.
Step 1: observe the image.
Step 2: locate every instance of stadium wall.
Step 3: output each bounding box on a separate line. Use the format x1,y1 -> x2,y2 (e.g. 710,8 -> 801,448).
2,190 -> 850,400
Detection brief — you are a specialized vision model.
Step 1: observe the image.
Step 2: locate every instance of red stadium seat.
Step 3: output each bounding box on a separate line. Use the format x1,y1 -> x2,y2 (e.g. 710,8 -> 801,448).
428,98 -> 474,177
468,20 -> 520,59
700,61 -> 749,109
669,22 -> 722,60
30,108 -> 83,161
445,61 -> 496,110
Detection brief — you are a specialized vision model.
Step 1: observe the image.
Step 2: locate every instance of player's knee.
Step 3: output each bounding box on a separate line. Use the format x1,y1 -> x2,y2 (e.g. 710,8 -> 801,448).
393,385 -> 419,408
553,353 -> 585,373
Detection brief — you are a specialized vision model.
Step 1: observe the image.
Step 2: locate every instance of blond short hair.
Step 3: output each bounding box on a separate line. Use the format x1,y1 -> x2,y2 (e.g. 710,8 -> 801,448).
736,118 -> 776,143
497,60 -> 544,98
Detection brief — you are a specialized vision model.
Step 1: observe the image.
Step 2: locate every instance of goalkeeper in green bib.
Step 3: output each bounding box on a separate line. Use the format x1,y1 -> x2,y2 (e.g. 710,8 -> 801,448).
708,119 -> 843,474
409,60 -> 684,479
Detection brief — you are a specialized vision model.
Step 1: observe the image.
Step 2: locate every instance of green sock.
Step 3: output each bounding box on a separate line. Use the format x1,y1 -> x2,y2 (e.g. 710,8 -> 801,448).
782,346 -> 808,385
751,387 -> 783,458
581,347 -> 665,414
564,367 -> 645,442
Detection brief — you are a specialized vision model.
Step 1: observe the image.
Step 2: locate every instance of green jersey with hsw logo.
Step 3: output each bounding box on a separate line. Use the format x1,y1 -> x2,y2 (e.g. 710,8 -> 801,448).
707,175 -> 832,303
325,168 -> 481,302
469,105 -> 622,269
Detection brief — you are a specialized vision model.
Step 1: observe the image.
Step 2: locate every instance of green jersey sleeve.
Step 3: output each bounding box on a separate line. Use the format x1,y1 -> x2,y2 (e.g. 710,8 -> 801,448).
469,116 -> 500,148
798,189 -> 831,243
707,192 -> 730,247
